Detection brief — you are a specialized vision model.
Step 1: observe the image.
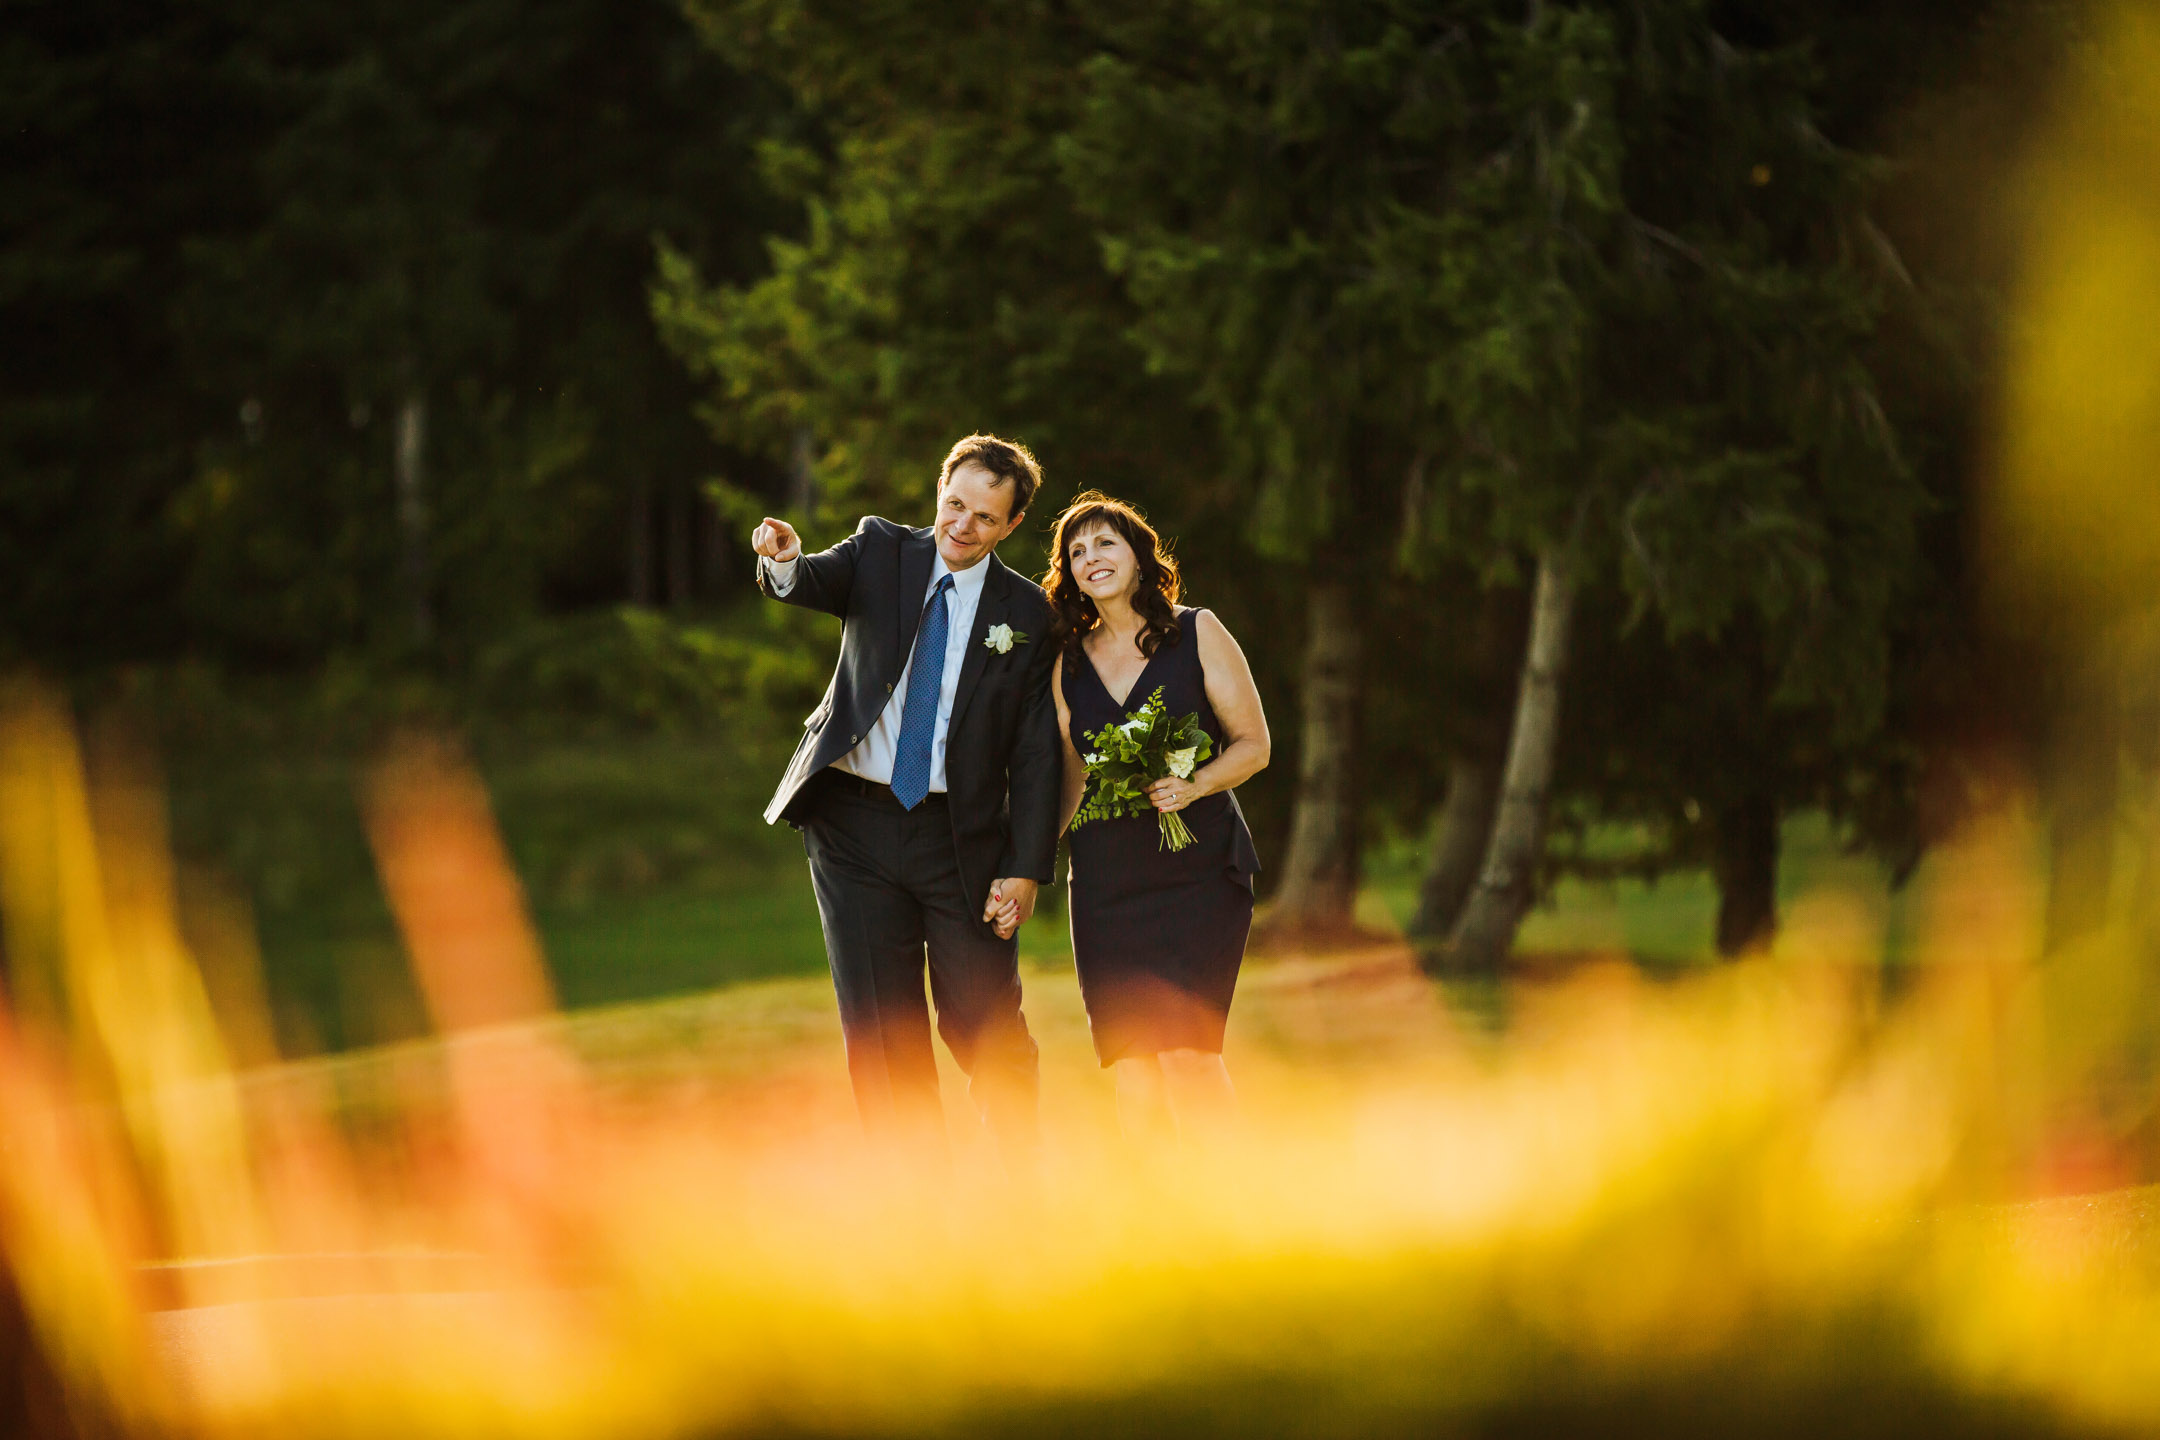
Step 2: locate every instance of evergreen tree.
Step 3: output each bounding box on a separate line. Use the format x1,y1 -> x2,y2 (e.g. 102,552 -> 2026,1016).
681,0 -> 1968,956
0,0 -> 257,667
658,0 -> 1208,531
664,1 -> 1460,908
178,0 -> 776,663
2,0 -> 779,670
1059,0 -> 1473,935
1349,3 -> 1924,969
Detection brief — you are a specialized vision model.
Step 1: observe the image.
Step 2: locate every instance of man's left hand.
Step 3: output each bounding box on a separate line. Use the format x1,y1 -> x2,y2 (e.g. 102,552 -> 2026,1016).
985,877 -> 1039,939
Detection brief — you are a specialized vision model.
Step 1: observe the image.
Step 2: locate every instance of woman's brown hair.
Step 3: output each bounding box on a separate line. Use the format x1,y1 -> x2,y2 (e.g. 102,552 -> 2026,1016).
1042,492 -> 1183,656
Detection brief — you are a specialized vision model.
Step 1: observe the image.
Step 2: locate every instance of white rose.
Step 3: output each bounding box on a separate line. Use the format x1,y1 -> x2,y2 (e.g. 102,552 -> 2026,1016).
1166,747 -> 1199,780
984,623 -> 1016,653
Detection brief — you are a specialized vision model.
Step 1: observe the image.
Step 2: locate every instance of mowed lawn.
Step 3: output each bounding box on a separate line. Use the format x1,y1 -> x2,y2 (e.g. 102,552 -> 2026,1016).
1362,809 -> 1933,967
530,807 -> 1925,1022
165,716 -> 1936,1054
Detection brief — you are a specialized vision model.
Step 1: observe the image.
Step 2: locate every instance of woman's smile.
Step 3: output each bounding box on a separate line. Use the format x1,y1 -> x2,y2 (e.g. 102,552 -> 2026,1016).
1069,524 -> 1136,596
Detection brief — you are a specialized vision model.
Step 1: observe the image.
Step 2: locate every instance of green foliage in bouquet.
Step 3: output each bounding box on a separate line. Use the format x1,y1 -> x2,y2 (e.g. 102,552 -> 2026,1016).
1071,686 -> 1215,851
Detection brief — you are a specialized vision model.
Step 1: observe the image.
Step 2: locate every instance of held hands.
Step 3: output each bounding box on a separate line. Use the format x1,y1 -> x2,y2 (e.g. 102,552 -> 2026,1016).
985,877 -> 1039,940
752,516 -> 802,564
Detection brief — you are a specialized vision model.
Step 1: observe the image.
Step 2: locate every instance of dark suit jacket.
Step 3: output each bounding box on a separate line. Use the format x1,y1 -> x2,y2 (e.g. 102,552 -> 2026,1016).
758,516 -> 1062,909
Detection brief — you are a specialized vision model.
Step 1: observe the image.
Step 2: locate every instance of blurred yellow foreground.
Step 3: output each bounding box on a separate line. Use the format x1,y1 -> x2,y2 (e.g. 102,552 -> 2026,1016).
5,684 -> 2160,1440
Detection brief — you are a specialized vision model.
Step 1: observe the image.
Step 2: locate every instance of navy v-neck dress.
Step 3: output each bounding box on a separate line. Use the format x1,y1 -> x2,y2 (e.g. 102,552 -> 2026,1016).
1063,607 -> 1260,1064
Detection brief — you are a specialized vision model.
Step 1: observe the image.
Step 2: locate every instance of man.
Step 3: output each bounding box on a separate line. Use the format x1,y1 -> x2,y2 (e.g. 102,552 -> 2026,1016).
752,434 -> 1061,1166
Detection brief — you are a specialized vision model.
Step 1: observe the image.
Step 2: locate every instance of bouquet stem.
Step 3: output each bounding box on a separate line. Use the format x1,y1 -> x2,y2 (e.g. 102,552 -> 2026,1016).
1159,812 -> 1195,852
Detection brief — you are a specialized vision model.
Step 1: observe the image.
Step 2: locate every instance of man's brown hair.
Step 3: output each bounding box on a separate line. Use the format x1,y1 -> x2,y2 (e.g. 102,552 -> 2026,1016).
938,433 -> 1042,520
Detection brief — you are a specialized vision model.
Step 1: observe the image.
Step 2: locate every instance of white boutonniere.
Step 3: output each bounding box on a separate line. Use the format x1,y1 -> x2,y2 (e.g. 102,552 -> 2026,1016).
983,624 -> 1026,653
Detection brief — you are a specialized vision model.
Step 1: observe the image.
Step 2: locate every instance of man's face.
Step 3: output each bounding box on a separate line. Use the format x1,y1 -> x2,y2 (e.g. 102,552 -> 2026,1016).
934,461 -> 1025,569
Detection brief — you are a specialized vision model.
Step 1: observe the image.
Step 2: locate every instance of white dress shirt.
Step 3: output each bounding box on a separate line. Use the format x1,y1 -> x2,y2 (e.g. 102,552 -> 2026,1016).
764,548 -> 988,793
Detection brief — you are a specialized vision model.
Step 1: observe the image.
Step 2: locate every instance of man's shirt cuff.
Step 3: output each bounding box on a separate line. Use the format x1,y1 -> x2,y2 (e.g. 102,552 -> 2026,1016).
763,555 -> 798,595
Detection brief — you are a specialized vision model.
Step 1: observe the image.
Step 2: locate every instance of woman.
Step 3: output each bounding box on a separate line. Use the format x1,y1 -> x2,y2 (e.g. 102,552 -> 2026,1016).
1039,492 -> 1269,1143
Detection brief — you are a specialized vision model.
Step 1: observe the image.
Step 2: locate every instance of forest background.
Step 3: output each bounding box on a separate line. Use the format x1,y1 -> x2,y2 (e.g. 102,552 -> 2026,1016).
1,0 -> 2076,1053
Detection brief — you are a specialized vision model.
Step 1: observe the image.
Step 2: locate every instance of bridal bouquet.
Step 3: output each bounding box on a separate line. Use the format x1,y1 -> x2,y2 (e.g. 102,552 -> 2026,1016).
1071,686 -> 1215,851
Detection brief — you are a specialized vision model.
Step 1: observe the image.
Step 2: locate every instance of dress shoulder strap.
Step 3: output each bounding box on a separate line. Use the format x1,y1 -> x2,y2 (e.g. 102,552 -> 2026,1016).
1162,606 -> 1204,687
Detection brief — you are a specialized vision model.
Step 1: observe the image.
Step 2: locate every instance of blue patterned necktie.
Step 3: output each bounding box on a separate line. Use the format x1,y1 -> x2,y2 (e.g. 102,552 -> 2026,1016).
889,573 -> 953,809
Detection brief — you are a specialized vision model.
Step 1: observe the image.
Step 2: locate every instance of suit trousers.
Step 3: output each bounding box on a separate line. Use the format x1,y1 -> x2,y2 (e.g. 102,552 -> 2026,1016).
798,769 -> 1039,1162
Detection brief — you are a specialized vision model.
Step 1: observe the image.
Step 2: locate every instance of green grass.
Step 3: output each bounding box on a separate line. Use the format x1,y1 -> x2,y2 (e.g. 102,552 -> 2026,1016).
539,861 -> 1078,1013
230,794 -> 1913,1055
164,723 -> 813,1049
1361,810 -> 1919,965
539,884 -> 829,1009
166,708 -> 1091,1049
158,654 -> 1912,1052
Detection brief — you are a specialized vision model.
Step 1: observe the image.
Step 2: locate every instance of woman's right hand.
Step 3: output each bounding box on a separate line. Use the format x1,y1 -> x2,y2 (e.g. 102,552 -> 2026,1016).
752,517 -> 801,562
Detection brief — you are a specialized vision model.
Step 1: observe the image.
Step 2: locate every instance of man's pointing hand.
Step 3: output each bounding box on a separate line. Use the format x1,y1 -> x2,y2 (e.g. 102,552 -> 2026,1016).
752,516 -> 801,563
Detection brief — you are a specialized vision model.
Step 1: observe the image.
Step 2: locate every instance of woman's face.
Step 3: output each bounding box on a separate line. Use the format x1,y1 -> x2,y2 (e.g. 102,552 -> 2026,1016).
1066,522 -> 1140,605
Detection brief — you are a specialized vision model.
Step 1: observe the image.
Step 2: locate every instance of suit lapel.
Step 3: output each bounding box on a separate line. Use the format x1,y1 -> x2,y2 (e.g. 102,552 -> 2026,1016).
896,527 -> 936,660
947,554 -> 1010,735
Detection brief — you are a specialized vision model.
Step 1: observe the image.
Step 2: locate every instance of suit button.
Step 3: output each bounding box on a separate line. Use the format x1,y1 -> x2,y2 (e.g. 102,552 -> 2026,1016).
885,682 -> 893,693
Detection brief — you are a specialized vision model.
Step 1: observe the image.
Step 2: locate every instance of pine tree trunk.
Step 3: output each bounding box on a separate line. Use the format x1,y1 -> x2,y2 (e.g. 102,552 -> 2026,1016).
1409,753 -> 1501,942
627,473 -> 654,606
1711,791 -> 1779,957
665,478 -> 692,608
1410,586 -> 1524,947
1270,578 -> 1362,936
699,487 -> 730,596
393,389 -> 431,646
1449,547 -> 1578,972
788,426 -> 819,517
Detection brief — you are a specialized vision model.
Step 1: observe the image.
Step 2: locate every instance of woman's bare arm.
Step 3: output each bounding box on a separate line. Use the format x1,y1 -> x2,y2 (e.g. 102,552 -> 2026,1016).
1184,610 -> 1270,797
1052,653 -> 1089,833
